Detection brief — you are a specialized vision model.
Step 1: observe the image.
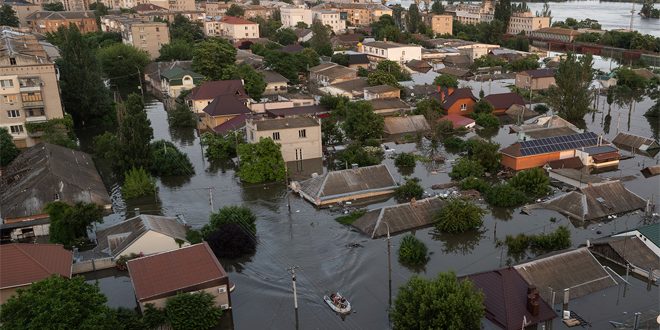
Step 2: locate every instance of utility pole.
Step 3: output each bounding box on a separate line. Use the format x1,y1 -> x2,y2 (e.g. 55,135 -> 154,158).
136,66 -> 144,100
287,266 -> 300,311
208,187 -> 214,211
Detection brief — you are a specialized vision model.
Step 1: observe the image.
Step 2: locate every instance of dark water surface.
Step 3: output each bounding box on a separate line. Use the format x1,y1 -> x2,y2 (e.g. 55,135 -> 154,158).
82,55 -> 659,329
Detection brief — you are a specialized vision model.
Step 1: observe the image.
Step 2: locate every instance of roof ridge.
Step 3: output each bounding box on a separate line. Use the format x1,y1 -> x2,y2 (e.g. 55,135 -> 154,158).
13,244 -> 53,277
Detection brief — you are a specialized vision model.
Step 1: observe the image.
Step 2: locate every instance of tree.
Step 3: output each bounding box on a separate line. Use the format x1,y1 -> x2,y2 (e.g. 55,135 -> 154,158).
398,235 -> 428,268
406,4 -> 422,33
54,25 -> 114,128
434,74 -> 458,89
0,276 -> 117,330
449,158 -> 484,180
118,94 -> 153,171
474,112 -> 500,129
45,201 -> 104,247
473,99 -> 494,114
434,198 -> 485,233
431,0 -> 444,14
223,64 -> 266,100
485,183 -> 527,207
494,0 -> 512,32
97,43 -> 150,93
338,143 -> 384,167
226,4 -> 245,17
149,140 -> 194,176
42,2 -> 64,11
206,223 -> 256,258
546,53 -> 594,122
342,101 -> 384,141
394,152 -> 416,168
201,131 -> 241,162
192,38 -> 237,81
310,20 -> 332,56
466,139 -> 501,173
295,21 -> 308,29
0,4 -> 19,27
142,304 -> 167,329
395,177 -> 424,202
168,103 -> 197,128
273,28 -> 297,45
250,16 -> 281,38
367,70 -> 400,88
375,60 -> 411,81
159,39 -> 194,61
237,137 -> 286,183
640,0 -> 660,18
170,14 -> 204,43
165,292 -> 222,330
536,1 -> 552,21
121,167 -> 157,199
508,167 -> 550,197
202,205 -> 257,237
391,272 -> 484,329
0,127 -> 19,166
371,15 -> 400,42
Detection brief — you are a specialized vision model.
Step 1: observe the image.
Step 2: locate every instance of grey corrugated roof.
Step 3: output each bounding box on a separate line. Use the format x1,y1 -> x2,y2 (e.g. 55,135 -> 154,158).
533,180 -> 646,221
364,85 -> 399,94
260,70 -> 289,84
251,116 -> 319,131
549,168 -> 605,185
590,236 -> 659,276
370,98 -> 410,111
296,164 -> 397,204
0,143 -> 111,220
352,197 -> 445,238
514,247 -> 617,302
580,145 -> 619,155
612,132 -> 660,151
95,215 -> 187,258
383,115 -> 430,135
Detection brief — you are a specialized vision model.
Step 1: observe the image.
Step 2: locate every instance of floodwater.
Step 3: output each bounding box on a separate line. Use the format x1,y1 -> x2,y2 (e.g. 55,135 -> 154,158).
82,53 -> 659,329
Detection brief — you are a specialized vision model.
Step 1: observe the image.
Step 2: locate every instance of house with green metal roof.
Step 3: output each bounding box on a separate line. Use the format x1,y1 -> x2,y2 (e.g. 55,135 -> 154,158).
160,67 -> 204,98
613,223 -> 659,256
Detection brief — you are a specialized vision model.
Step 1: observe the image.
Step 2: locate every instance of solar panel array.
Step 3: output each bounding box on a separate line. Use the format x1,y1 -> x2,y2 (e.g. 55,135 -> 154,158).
520,132 -> 598,156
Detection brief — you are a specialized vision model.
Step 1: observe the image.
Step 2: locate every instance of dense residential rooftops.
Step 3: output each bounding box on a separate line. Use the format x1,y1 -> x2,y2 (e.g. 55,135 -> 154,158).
26,10 -> 95,20
370,98 -> 411,111
548,168 -> 605,186
132,3 -> 168,11
0,143 -> 111,221
94,215 -> 188,258
346,53 -> 369,65
523,126 -> 584,139
187,80 -> 247,100
364,84 -> 400,94
483,92 -> 525,110
509,115 -> 580,134
352,197 -> 445,238
518,68 -> 555,78
464,268 -> 557,330
127,243 -> 227,301
580,145 -> 619,155
589,236 -> 659,279
0,27 -> 52,62
362,41 -> 420,49
280,44 -> 305,54
250,116 -> 319,131
310,63 -> 357,79
0,243 -> 72,289
220,15 -> 258,25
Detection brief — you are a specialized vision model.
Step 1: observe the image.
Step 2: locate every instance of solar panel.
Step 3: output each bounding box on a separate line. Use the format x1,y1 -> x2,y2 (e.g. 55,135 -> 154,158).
517,132 -> 599,157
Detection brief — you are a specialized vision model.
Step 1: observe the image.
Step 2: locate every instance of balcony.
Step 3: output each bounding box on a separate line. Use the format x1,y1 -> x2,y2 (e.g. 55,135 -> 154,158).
22,100 -> 44,108
25,115 -> 47,123
19,77 -> 43,92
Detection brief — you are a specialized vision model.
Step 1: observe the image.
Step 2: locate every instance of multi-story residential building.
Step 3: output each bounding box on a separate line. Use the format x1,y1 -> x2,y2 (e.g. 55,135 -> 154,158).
25,11 -> 97,34
312,9 -> 345,33
359,41 -> 423,63
447,0 -> 549,35
430,14 -> 452,36
203,1 -> 230,17
0,27 -> 64,148
246,116 -> 322,164
243,5 -> 276,19
3,0 -> 42,27
100,15 -> 169,59
311,2 -> 391,26
281,6 -> 313,28
204,16 -> 259,40
148,0 -> 194,12
61,0 -> 89,11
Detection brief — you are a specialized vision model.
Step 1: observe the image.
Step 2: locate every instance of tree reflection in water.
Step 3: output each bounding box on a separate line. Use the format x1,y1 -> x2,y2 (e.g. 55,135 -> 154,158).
432,229 -> 486,255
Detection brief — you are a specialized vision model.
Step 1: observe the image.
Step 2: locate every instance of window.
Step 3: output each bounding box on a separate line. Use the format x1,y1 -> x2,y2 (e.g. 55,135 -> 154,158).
0,79 -> 13,88
7,110 -> 20,118
26,108 -> 44,117
272,132 -> 280,140
460,104 -> 467,111
21,92 -> 42,102
245,26 -> 248,30
156,27 -> 159,32
298,129 -> 306,138
9,125 -> 24,134
9,57 -> 16,65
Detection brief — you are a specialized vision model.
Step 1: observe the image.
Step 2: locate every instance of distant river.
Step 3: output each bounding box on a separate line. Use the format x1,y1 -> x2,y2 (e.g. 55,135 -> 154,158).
387,0 -> 660,37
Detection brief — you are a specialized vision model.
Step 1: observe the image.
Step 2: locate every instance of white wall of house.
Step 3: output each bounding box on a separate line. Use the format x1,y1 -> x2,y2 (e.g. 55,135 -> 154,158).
118,231 -> 189,259
139,283 -> 230,312
281,7 -> 313,28
246,120 -> 322,162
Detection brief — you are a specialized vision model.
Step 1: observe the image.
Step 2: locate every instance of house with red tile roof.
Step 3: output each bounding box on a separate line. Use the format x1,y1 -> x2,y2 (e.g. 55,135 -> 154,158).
483,92 -> 526,115
439,114 -> 475,129
186,80 -> 248,114
0,243 -> 72,304
437,87 -> 477,115
127,242 -> 231,312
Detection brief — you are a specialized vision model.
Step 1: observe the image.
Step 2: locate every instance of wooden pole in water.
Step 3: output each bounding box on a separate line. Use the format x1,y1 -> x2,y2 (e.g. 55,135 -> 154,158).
288,266 -> 299,310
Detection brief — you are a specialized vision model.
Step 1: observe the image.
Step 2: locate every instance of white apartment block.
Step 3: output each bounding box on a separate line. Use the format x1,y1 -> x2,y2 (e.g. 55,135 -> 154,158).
359,41 -> 422,63
281,7 -> 313,28
312,9 -> 345,33
204,16 -> 260,39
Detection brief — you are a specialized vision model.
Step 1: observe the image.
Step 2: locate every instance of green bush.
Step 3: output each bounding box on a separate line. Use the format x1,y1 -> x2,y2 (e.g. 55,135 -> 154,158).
508,168 -> 551,198
45,201 -> 103,248
465,139 -> 501,174
335,210 -> 366,225
533,104 -> 549,114
201,205 -> 257,238
121,167 -> 157,199
149,140 -> 194,176
338,143 -> 384,167
394,152 -> 416,168
474,112 -> 500,129
442,136 -> 465,153
485,183 -> 527,207
395,177 -> 424,202
398,235 -> 429,267
434,198 -> 486,233
201,131 -> 241,162
167,103 -> 197,128
459,176 -> 490,193
0,127 -> 19,166
165,292 -> 222,330
449,158 -> 485,180
504,226 -> 571,255
237,137 -> 285,183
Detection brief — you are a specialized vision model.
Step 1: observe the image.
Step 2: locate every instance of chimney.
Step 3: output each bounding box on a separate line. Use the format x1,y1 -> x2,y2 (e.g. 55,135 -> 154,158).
410,197 -> 417,206
526,286 -> 540,316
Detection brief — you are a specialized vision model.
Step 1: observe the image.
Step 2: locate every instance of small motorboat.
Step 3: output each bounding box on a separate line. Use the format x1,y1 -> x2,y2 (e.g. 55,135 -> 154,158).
323,292 -> 351,314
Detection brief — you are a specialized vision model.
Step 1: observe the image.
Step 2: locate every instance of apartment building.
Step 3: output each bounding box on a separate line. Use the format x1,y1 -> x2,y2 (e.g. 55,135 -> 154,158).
246,116 -> 322,164
312,9 -> 345,33
101,15 -> 169,59
243,5 -> 276,19
359,41 -> 422,63
3,0 -> 42,27
203,1 -> 230,17
281,7 -> 313,28
61,0 -> 89,11
430,14 -> 452,36
0,27 -> 64,148
447,0 -> 549,35
25,11 -> 97,34
311,2 -> 391,26
148,0 -> 195,12
204,16 -> 259,40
